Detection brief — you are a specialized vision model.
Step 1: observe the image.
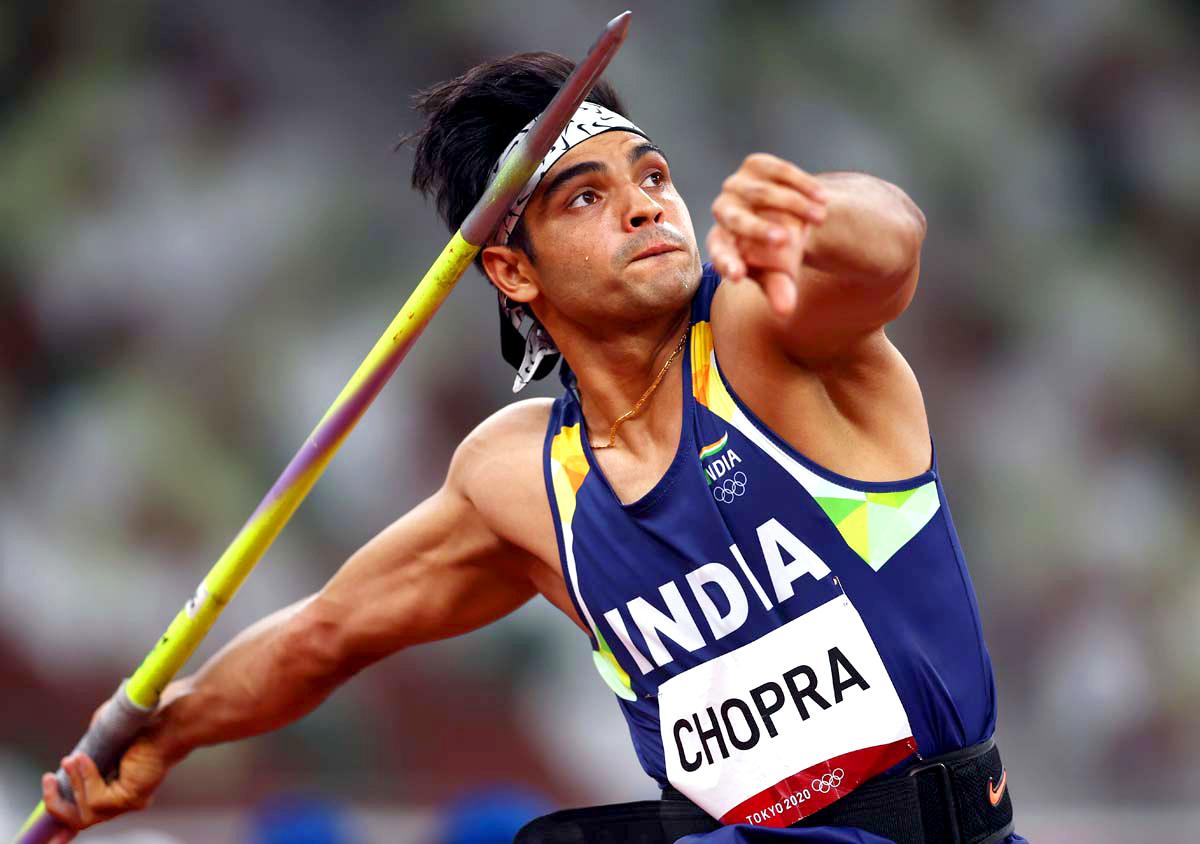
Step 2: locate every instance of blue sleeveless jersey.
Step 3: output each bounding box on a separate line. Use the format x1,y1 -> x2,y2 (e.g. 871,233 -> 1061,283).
542,266 -> 1020,841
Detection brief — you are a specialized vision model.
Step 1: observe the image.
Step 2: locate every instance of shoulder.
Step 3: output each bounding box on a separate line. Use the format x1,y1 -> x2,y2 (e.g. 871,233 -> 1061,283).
449,398 -> 557,550
456,398 -> 554,464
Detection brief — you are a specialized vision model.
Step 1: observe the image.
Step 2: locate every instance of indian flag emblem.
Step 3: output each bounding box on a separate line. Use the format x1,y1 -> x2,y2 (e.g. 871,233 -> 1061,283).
700,431 -> 744,486
699,432 -> 729,461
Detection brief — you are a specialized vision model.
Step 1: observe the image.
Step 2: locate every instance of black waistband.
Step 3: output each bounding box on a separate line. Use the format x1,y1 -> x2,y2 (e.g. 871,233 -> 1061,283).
662,738 -> 1014,844
515,740 -> 1014,844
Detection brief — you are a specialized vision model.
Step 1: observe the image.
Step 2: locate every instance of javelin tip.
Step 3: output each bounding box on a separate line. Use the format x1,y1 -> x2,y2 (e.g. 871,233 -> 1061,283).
607,11 -> 633,35
592,11 -> 631,56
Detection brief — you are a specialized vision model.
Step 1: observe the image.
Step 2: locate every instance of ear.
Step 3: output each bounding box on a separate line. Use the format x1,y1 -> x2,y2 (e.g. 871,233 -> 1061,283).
481,245 -> 540,305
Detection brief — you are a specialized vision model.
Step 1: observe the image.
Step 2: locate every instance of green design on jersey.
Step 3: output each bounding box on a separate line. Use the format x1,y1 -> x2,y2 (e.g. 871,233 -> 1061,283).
593,627 -> 636,700
814,481 -> 940,571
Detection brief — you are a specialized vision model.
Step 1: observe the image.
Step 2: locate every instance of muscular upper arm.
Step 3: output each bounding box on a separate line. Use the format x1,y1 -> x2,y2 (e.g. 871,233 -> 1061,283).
303,401 -> 555,676
782,174 -> 925,361
711,237 -> 931,480
781,260 -> 920,361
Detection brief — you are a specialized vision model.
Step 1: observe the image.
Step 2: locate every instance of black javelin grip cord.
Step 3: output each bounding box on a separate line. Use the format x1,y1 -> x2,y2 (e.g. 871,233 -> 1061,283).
13,10 -> 632,844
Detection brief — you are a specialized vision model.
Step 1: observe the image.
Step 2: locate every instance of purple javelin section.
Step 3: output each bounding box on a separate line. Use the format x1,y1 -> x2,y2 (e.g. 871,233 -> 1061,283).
18,812 -> 59,844
460,11 -> 631,245
250,327 -> 422,522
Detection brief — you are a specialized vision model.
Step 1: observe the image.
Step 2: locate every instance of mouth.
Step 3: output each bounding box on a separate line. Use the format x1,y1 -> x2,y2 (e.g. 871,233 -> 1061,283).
630,242 -> 682,263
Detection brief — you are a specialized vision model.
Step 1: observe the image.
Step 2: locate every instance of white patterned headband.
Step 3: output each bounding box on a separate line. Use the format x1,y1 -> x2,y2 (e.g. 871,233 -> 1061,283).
489,101 -> 649,392
488,101 -> 649,246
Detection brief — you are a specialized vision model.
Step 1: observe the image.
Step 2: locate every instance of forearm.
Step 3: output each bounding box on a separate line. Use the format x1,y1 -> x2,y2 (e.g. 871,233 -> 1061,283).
803,172 -> 925,286
145,596 -> 346,765
44,419 -> 545,832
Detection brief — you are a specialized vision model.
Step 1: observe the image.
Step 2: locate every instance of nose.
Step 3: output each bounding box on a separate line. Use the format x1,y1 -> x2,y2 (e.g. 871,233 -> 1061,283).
622,184 -> 665,232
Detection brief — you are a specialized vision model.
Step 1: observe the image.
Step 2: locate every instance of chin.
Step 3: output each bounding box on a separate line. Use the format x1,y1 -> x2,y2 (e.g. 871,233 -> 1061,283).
626,257 -> 701,309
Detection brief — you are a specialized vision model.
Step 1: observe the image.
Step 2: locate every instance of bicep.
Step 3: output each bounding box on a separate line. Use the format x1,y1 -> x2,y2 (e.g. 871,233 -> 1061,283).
787,257 -> 920,359
787,172 -> 924,357
310,482 -> 538,674
714,257 -> 919,370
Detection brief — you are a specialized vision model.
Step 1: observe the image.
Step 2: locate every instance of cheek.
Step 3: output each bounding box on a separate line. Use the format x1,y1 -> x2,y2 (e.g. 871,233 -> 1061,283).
666,192 -> 697,239
548,216 -> 620,266
536,224 -> 615,295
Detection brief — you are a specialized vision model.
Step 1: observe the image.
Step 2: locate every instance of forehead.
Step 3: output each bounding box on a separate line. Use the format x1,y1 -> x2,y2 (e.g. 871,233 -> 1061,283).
536,130 -> 651,189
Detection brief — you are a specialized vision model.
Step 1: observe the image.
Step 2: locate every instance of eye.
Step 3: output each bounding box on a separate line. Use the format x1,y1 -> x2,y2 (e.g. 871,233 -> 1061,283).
641,170 -> 665,188
568,189 -> 599,209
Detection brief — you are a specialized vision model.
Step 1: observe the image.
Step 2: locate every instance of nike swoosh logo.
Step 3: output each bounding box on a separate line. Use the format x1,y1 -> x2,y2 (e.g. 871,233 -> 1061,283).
988,769 -> 1008,806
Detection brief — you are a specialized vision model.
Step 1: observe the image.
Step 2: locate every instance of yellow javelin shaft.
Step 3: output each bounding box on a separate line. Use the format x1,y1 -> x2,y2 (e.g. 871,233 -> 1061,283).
128,232 -> 478,707
11,231 -> 476,844
15,12 -> 632,843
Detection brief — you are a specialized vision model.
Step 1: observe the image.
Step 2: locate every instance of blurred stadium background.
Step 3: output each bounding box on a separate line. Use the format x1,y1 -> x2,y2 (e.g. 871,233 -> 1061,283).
2,1 -> 1198,841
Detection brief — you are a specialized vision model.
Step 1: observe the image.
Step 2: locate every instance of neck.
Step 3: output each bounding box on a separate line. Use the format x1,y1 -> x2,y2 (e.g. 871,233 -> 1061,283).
555,307 -> 692,452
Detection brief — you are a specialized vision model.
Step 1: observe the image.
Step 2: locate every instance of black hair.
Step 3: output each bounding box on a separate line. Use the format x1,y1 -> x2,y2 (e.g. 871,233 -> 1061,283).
401,51 -> 628,270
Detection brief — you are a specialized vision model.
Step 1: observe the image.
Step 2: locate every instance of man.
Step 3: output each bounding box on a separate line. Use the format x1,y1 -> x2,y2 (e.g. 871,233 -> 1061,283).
42,52 -> 1023,843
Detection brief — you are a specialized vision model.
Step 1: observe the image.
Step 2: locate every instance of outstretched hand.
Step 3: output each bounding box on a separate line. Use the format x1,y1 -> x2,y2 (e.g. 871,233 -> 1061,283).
706,153 -> 829,316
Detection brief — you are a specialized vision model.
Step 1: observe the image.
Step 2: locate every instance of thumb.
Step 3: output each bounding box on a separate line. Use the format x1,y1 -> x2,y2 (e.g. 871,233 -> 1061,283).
759,270 -> 798,316
90,701 -> 110,729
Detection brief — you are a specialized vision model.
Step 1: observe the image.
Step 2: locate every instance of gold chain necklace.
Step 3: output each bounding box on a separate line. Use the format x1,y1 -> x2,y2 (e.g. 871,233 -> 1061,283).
590,329 -> 689,450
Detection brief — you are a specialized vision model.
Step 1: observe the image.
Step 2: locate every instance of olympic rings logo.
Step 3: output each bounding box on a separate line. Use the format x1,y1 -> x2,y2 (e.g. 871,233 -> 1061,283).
712,471 -> 748,503
810,768 -> 845,794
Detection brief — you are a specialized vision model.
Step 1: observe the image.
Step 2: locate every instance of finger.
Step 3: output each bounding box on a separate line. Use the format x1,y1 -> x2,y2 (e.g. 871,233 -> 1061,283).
42,772 -> 81,829
90,702 -> 108,729
706,238 -> 740,280
706,225 -> 745,280
75,753 -> 125,817
724,175 -> 827,225
741,153 -> 828,202
712,197 -> 787,245
759,270 -> 799,317
798,221 -> 814,252
49,829 -> 77,844
64,757 -> 95,827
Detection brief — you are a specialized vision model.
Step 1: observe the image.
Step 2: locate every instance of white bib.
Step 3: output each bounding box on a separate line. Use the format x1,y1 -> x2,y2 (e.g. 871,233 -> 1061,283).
658,594 -> 916,827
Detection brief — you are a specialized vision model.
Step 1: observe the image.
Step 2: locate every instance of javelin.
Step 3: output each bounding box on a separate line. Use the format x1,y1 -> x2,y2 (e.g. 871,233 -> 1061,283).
13,11 -> 632,843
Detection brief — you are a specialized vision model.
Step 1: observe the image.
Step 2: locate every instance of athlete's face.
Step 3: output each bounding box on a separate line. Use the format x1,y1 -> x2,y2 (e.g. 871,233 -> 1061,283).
489,131 -> 703,332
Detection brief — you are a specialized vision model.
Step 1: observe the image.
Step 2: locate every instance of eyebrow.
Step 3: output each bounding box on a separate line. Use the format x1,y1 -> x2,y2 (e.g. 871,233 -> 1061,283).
629,141 -> 666,166
539,142 -> 671,206
540,160 -> 608,205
